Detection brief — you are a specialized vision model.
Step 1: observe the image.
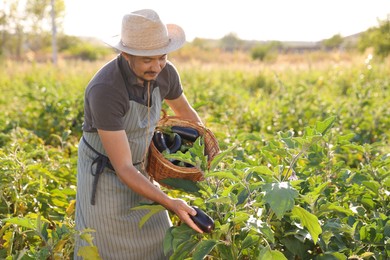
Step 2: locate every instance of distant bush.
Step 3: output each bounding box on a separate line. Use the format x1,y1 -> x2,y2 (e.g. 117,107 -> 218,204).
57,34 -> 83,51
358,16 -> 390,58
66,42 -> 112,61
250,41 -> 281,61
321,34 -> 344,50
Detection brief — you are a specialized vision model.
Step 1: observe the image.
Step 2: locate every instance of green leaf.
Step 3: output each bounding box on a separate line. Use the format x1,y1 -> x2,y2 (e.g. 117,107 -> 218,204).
207,196 -> 232,204
317,203 -> 354,217
206,170 -> 241,182
315,116 -> 336,135
4,217 -> 36,229
316,252 -> 346,260
362,180 -> 380,194
171,224 -> 197,251
192,239 -> 218,260
281,236 -> 310,259
77,246 -> 102,260
360,252 -> 375,258
80,233 -> 95,246
160,178 -> 200,194
260,224 -> 275,243
231,211 -> 250,223
237,188 -> 249,205
163,151 -> 197,166
361,194 -> 375,209
170,239 -> 198,260
258,246 -> 288,260
263,182 -> 298,219
291,206 -> 322,244
164,136 -> 208,170
250,165 -> 275,176
40,222 -> 49,241
280,130 -> 298,148
209,145 -> 236,171
163,227 -> 175,256
130,204 -> 165,228
216,243 -> 234,259
241,234 -> 255,249
336,133 -> 355,143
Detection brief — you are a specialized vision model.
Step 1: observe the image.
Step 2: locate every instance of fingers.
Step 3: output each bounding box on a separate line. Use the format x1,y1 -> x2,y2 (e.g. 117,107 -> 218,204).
180,209 -> 203,234
170,199 -> 203,233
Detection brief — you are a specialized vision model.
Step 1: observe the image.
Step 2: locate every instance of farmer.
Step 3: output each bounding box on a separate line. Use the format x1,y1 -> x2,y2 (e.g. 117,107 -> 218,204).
74,9 -> 203,259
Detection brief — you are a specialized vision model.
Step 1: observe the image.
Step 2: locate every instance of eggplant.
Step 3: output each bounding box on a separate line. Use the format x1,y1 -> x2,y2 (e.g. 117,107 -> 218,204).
170,159 -> 181,165
166,133 -> 182,153
152,131 -> 169,153
190,206 -> 215,233
171,126 -> 199,142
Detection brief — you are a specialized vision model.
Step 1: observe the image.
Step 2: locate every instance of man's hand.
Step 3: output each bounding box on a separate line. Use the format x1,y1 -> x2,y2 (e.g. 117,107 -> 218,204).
167,198 -> 204,233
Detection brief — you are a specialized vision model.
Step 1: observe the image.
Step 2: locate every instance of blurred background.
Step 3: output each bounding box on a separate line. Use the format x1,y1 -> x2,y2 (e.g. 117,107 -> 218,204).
0,0 -> 389,64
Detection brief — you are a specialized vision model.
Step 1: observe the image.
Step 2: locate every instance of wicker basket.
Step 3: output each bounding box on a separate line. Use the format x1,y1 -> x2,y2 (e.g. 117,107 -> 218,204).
147,115 -> 220,187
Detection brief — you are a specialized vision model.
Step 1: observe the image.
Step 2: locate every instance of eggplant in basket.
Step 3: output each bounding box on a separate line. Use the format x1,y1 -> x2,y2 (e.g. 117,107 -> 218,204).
171,126 -> 199,142
152,130 -> 170,153
164,132 -> 182,153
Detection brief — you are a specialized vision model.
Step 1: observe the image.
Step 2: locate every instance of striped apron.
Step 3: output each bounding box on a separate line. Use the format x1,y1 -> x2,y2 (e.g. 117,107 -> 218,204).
74,87 -> 171,260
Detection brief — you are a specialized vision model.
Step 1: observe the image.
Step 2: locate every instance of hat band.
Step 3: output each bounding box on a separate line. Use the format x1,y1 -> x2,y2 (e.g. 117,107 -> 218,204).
120,38 -> 171,51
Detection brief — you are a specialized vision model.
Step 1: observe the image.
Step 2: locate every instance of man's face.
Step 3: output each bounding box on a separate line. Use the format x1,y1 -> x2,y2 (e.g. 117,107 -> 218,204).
124,53 -> 167,83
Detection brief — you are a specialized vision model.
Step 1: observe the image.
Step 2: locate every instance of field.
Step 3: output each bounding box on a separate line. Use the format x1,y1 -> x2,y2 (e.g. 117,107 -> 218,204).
0,51 -> 389,259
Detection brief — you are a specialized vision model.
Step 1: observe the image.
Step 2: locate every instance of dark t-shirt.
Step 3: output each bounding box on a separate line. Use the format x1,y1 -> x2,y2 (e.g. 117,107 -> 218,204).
82,54 -> 183,132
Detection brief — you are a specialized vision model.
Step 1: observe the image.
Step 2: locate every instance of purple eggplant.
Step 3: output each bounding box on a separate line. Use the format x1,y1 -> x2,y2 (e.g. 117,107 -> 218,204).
166,133 -> 182,154
152,131 -> 169,153
171,126 -> 199,142
190,206 -> 215,233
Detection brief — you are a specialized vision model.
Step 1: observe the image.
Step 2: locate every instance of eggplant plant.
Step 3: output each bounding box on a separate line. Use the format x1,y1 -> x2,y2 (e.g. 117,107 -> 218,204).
1,56 -> 390,260
135,116 -> 390,259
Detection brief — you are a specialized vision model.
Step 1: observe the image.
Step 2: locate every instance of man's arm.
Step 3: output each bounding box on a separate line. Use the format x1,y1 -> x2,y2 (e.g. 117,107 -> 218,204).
97,129 -> 203,233
165,93 -> 203,124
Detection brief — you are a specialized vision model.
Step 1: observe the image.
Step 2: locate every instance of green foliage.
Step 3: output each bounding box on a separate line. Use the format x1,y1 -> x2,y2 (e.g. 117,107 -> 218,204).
1,55 -> 390,259
159,117 -> 389,259
0,127 -> 78,259
321,34 -> 344,50
358,16 -> 390,58
250,41 -> 281,61
163,136 -> 208,170
0,61 -> 97,259
219,33 -> 243,52
57,34 -> 83,51
66,42 -> 112,61
0,0 -> 65,59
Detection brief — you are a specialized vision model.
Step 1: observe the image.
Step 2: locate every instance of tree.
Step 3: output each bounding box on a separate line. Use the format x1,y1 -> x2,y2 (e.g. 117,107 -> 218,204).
51,0 -> 57,64
0,0 -> 64,60
0,0 -> 25,58
251,41 -> 281,61
358,15 -> 390,58
321,34 -> 343,50
220,32 -> 243,52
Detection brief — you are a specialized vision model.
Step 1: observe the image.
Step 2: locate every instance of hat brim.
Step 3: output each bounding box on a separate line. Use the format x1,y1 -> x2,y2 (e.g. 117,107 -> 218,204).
104,24 -> 186,56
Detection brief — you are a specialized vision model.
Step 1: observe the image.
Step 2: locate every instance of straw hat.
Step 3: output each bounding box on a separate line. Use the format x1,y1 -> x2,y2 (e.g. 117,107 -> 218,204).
106,9 -> 186,56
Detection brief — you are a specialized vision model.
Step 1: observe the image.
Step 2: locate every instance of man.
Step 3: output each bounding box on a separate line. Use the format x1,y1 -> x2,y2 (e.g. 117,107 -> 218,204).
74,9 -> 203,259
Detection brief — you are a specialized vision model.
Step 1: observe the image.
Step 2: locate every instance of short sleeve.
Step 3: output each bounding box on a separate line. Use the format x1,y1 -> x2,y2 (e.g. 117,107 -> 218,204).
161,62 -> 183,100
87,83 -> 128,131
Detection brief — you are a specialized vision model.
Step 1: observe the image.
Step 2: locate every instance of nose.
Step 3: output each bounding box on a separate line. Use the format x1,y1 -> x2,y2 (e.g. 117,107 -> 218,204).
150,59 -> 163,72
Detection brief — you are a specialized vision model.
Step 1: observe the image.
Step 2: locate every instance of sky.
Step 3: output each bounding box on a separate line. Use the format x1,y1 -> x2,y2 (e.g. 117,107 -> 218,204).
63,0 -> 389,42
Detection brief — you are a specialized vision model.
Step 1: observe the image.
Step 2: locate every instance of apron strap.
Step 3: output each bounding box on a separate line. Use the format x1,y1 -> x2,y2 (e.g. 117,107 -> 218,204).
82,136 -> 114,205
82,136 -> 143,205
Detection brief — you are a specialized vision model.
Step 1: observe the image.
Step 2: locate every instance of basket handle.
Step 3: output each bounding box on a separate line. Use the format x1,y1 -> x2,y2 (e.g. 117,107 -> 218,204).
159,108 -> 205,128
